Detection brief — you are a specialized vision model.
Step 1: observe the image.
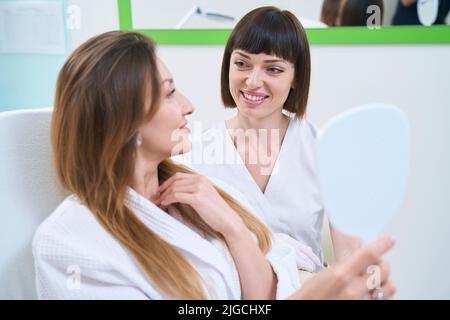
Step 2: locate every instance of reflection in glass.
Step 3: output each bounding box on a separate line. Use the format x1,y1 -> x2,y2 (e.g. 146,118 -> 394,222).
393,0 -> 450,25
130,0 -> 450,29
320,0 -> 384,27
175,5 -> 235,29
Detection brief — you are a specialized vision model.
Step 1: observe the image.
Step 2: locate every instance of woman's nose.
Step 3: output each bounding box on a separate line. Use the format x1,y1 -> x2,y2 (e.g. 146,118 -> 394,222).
180,93 -> 194,115
245,69 -> 264,88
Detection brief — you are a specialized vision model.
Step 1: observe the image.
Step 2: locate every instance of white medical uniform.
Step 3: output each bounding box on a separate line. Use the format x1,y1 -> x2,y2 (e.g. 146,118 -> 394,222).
174,117 -> 325,264
33,181 -> 300,300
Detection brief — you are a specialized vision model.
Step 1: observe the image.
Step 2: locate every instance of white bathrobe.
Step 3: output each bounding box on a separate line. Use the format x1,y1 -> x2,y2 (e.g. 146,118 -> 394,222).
32,180 -> 300,300
173,117 -> 325,265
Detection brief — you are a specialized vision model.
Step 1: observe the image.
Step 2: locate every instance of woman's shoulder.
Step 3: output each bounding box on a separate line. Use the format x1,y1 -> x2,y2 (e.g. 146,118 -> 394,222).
32,195 -> 119,261
292,117 -> 321,139
34,195 -> 97,241
32,195 -> 157,299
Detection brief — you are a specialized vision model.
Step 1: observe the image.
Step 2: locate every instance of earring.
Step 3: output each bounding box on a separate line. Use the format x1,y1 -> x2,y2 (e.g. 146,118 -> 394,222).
135,133 -> 142,147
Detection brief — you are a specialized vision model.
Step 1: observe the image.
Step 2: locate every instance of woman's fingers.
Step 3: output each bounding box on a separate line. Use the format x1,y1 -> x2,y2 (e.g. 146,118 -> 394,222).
160,191 -> 195,207
158,173 -> 212,207
335,237 -> 394,300
371,260 -> 390,287
355,260 -> 391,299
158,172 -> 195,193
289,236 -> 396,300
371,280 -> 396,300
160,186 -> 198,205
159,179 -> 197,200
338,262 -> 391,300
339,274 -> 373,300
372,280 -> 396,300
343,236 -> 395,276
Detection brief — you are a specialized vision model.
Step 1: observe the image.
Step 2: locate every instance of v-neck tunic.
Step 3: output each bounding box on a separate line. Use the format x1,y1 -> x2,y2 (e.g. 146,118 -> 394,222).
174,117 -> 325,261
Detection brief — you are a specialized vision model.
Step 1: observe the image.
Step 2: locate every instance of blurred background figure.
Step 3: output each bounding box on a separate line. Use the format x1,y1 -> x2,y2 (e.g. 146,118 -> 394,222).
392,0 -> 450,25
320,0 -> 342,26
321,0 -> 385,26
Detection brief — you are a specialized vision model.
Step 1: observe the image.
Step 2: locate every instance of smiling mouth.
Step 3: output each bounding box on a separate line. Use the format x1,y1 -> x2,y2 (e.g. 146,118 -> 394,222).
177,121 -> 190,133
240,91 -> 268,106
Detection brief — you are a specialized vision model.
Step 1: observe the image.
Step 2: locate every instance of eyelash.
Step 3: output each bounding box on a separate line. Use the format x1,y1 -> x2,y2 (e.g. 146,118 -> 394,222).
269,67 -> 283,74
167,88 -> 176,98
234,60 -> 283,74
234,60 -> 247,68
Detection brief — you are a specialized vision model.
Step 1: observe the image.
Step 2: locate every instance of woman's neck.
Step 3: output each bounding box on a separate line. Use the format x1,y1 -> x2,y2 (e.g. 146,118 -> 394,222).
228,111 -> 289,132
225,111 -> 291,193
131,151 -> 162,202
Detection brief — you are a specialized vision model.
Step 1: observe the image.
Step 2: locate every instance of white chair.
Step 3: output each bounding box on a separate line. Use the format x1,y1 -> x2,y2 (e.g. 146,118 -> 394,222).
0,108 -> 68,299
321,214 -> 336,266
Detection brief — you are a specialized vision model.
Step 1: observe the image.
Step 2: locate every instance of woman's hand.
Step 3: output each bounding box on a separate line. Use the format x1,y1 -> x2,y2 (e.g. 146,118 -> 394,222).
275,233 -> 322,272
157,172 -> 245,237
158,172 -> 277,299
289,236 -> 396,300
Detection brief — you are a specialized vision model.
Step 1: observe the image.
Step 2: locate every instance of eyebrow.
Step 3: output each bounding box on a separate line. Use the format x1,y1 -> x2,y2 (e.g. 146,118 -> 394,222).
234,51 -> 288,65
161,78 -> 173,85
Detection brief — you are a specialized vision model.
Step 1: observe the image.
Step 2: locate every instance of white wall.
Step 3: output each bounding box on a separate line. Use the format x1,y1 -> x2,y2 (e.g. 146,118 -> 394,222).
68,0 -> 119,47
69,0 -> 450,299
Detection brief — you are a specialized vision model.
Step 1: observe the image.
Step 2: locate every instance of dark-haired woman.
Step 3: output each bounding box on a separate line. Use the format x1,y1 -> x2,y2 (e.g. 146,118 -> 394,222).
175,6 -> 362,272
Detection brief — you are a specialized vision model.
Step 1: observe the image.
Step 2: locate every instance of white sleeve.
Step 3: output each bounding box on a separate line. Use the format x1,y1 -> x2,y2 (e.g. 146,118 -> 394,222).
266,234 -> 301,300
32,227 -> 151,300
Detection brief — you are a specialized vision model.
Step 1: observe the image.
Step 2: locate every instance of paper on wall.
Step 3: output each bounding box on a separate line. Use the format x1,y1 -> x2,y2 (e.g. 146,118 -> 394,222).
0,1 -> 66,55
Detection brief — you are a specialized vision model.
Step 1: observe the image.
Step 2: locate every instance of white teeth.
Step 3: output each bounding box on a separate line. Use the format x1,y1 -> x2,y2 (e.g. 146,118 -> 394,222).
243,92 -> 266,102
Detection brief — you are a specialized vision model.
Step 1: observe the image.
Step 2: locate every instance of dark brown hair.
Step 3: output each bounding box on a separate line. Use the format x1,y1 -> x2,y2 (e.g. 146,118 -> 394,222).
221,6 -> 311,118
321,0 -> 342,26
321,0 -> 384,26
340,0 -> 384,26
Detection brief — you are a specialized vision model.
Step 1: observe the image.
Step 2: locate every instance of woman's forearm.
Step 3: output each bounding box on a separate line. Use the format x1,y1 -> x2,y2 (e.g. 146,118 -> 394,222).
222,223 -> 277,299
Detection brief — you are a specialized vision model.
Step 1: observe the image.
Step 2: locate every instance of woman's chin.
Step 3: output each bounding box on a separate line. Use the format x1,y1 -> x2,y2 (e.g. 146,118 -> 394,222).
180,141 -> 192,155
169,139 -> 192,157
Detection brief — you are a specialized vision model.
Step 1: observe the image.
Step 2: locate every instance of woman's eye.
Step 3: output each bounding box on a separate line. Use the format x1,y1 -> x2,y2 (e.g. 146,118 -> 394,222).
234,60 -> 247,68
268,67 -> 283,74
167,89 -> 176,98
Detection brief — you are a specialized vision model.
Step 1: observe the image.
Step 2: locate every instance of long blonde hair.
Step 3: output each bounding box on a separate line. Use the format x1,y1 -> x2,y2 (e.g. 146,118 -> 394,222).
52,31 -> 272,299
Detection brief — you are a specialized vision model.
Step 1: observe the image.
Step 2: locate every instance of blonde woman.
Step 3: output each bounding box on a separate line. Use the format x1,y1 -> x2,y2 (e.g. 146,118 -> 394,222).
33,31 -> 395,300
